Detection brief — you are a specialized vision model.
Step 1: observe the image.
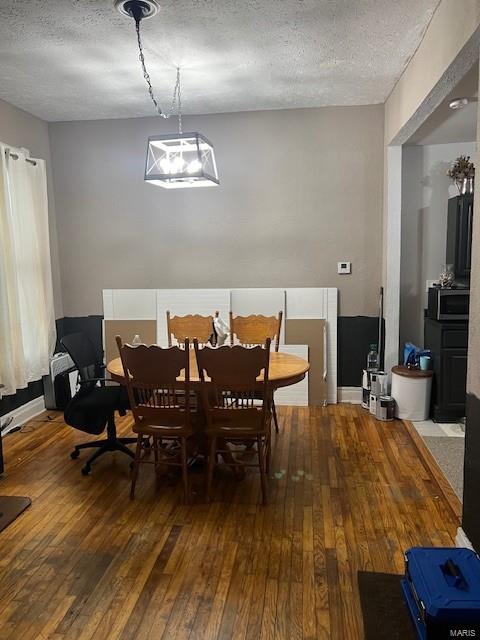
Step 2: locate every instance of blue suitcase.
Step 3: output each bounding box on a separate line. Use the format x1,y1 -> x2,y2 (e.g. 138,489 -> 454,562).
402,547 -> 480,639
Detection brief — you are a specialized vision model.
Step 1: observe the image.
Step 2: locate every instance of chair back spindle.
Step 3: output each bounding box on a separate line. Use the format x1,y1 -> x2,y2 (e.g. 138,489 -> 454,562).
194,338 -> 272,433
116,336 -> 192,429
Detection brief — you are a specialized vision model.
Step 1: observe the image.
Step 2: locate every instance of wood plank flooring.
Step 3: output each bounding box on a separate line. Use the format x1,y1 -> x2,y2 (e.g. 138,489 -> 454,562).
0,405 -> 459,639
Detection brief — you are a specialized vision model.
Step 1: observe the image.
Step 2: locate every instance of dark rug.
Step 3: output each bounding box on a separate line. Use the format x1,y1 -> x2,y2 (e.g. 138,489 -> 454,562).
358,571 -> 416,640
0,496 -> 31,533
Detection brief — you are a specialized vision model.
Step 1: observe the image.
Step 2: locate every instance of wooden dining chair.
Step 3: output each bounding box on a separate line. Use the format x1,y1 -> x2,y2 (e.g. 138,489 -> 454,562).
229,311 -> 283,432
116,335 -> 195,502
166,311 -> 214,348
229,311 -> 283,351
194,338 -> 272,505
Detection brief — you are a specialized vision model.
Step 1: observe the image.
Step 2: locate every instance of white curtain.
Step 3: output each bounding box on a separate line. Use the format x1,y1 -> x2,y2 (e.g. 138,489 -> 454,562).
0,144 -> 56,396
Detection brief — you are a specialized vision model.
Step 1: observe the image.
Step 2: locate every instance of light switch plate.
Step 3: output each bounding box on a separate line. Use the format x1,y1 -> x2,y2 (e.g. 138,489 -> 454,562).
338,261 -> 351,274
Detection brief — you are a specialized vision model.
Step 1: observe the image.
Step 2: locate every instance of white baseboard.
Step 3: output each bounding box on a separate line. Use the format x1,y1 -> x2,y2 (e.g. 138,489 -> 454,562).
337,387 -> 362,404
0,396 -> 46,435
456,527 -> 475,551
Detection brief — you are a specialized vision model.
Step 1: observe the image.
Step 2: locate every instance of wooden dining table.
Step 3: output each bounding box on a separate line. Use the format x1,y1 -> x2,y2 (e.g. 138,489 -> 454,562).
107,349 -> 310,477
107,349 -> 310,389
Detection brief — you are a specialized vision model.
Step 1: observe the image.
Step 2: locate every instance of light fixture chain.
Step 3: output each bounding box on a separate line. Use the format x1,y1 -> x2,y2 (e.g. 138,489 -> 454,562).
134,19 -> 168,118
176,67 -> 182,134
167,67 -> 182,133
134,16 -> 183,130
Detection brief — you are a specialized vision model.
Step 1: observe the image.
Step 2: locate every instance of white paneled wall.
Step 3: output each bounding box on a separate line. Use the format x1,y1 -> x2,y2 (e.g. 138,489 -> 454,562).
103,287 -> 338,405
230,289 -> 286,343
156,289 -> 230,347
103,289 -> 157,320
273,345 -> 309,406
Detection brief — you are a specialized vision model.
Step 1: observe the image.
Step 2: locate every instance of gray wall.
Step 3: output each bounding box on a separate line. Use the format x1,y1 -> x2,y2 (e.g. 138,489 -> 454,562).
400,141 -> 476,347
49,105 -> 384,317
0,97 -> 63,318
462,64 -> 480,550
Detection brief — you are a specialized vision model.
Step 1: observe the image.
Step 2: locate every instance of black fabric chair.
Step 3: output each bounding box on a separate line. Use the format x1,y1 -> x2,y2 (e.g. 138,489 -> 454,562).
61,332 -> 137,475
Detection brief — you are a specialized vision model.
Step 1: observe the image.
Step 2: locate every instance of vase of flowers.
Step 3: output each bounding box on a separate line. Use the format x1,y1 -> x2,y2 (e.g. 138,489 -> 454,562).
439,263 -> 455,288
447,155 -> 475,194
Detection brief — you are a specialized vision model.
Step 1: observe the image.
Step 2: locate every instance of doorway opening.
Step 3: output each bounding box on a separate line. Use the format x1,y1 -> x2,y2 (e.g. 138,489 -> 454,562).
399,62 -> 478,501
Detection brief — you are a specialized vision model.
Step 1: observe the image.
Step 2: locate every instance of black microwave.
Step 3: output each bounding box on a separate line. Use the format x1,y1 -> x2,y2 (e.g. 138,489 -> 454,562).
427,287 -> 470,321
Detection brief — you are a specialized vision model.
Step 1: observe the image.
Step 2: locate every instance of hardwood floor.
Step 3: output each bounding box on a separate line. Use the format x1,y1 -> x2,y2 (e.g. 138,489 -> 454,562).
0,405 -> 459,639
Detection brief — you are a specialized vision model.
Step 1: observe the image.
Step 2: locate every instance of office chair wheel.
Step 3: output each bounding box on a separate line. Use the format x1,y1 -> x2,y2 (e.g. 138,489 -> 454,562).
71,449 -> 80,460
81,464 -> 92,476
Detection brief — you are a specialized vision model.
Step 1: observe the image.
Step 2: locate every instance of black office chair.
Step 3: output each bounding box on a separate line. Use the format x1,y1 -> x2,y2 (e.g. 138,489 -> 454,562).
61,332 -> 137,475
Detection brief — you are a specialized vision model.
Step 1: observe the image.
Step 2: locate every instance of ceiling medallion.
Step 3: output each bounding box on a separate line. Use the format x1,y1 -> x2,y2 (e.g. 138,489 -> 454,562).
114,0 -> 160,20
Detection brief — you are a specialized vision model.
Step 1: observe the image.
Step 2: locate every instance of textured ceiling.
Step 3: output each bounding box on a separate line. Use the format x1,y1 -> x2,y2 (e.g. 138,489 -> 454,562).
0,0 -> 440,122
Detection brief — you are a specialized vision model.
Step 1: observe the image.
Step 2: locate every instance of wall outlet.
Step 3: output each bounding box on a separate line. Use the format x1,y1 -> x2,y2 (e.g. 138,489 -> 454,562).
338,261 -> 351,274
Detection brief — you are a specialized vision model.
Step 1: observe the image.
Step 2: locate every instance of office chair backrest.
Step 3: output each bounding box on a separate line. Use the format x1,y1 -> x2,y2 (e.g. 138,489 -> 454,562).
61,332 -> 103,384
62,332 -> 124,436
116,336 -> 192,428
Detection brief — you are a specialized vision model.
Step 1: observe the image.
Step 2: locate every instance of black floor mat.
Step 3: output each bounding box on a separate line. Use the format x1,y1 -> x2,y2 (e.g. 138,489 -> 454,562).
358,571 -> 416,640
0,496 -> 31,533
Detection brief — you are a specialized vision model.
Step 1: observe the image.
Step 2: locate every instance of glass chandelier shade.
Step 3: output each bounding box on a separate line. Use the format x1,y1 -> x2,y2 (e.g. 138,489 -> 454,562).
145,132 -> 219,189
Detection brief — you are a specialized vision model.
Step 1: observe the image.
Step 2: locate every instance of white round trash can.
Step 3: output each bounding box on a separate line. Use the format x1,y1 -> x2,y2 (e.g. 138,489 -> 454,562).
391,365 -> 433,421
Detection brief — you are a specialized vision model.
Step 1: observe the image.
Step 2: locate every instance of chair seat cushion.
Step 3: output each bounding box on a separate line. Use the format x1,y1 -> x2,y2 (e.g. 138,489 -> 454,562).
132,409 -> 198,437
76,385 -> 125,410
133,423 -> 193,437
64,385 -> 128,435
207,425 -> 268,439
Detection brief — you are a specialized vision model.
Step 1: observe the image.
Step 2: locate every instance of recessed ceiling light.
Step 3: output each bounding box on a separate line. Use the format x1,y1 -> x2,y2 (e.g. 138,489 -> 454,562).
449,98 -> 469,110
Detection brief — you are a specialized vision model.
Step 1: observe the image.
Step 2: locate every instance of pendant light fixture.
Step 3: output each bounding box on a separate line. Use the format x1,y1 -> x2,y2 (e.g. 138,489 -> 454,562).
114,0 -> 219,188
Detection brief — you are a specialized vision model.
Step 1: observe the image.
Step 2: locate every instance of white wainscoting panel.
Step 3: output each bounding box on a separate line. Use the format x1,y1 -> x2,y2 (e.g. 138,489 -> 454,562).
102,287 -> 338,405
286,287 -> 327,319
156,289 -> 230,346
102,290 -> 114,320
104,289 -> 158,320
286,288 -> 337,404
273,344 -> 309,406
230,289 -> 286,343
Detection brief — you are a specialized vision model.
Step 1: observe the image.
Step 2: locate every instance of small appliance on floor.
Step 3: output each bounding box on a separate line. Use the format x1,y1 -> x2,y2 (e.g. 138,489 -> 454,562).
402,547 -> 480,639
